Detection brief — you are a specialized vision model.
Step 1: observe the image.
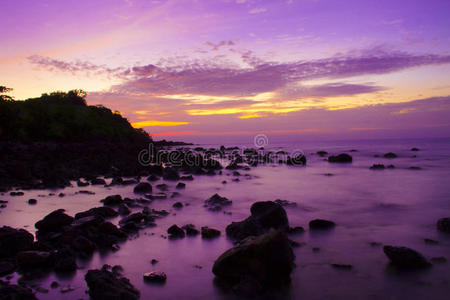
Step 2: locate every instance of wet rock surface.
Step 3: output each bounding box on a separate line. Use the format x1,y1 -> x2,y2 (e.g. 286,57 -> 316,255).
85,267 -> 140,300
213,231 -> 295,294
226,201 -> 289,241
204,194 -> 232,211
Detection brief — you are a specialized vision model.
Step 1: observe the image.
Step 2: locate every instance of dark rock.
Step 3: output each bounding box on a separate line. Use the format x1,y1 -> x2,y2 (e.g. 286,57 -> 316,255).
119,212 -> 145,225
16,251 -> 51,266
98,222 -> 127,238
411,147 -> 420,151
424,238 -> 439,245
85,268 -> 140,300
274,199 -> 297,207
387,164 -> 395,169
71,215 -> 104,228
118,204 -> 131,216
317,151 -> 328,156
151,259 -> 158,265
110,177 -> 123,185
143,271 -> 167,283
53,248 -> 77,271
0,226 -> 34,258
0,281 -> 37,300
409,166 -> 421,170
182,224 -> 199,236
331,264 -> 353,270
312,247 -> 320,252
431,257 -> 447,263
28,199 -> 37,205
383,245 -> 431,269
162,168 -> 180,181
383,152 -> 397,158
147,175 -> 160,181
75,207 -> 118,219
50,281 -> 59,289
172,202 -> 183,209
287,226 -> 305,235
78,190 -> 95,194
10,191 -> 24,196
226,201 -> 289,241
133,182 -> 152,194
101,195 -> 123,206
0,261 -> 16,276
35,209 -> 74,232
176,182 -> 186,189
286,154 -> 307,166
167,225 -> 185,238
91,178 -> 106,185
72,236 -> 96,253
77,179 -> 89,186
170,192 -> 181,198
370,164 -> 385,170
437,217 -> 450,233
309,219 -> 336,231
201,227 -> 221,239
180,175 -> 194,181
58,193 -> 65,198
156,183 -> 168,191
213,231 -> 295,290
328,154 -> 352,163
205,194 -> 232,211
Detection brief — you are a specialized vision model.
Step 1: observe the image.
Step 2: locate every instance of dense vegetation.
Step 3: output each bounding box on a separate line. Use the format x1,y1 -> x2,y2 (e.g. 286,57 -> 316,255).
0,88 -> 150,143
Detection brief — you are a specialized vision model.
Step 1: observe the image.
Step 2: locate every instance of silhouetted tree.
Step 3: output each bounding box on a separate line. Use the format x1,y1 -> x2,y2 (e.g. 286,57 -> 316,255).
0,86 -> 14,101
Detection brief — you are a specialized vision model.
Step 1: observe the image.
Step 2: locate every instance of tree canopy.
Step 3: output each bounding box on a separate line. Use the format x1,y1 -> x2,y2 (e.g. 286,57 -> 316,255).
0,88 -> 150,143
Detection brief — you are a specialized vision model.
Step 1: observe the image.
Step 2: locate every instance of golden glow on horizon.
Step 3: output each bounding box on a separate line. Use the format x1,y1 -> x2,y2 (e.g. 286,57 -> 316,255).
131,120 -> 190,127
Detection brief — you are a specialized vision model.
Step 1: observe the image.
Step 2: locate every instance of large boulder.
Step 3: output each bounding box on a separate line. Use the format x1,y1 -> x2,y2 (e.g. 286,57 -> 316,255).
437,217 -> 450,233
328,154 -> 352,163
35,209 -> 74,232
0,226 -> 34,258
85,268 -> 140,300
226,201 -> 289,241
101,195 -> 123,206
383,245 -> 431,269
309,219 -> 336,231
213,231 -> 295,291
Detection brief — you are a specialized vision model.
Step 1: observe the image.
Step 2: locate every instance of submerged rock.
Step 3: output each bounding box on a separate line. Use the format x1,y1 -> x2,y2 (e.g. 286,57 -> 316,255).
204,194 -> 232,211
85,268 -> 140,300
35,209 -> 74,232
384,152 -> 398,158
383,245 -> 431,269
328,154 -> 352,163
226,201 -> 289,241
437,217 -> 450,233
182,224 -> 199,236
213,231 -> 295,292
309,219 -> 336,231
201,227 -> 221,239
370,164 -> 385,170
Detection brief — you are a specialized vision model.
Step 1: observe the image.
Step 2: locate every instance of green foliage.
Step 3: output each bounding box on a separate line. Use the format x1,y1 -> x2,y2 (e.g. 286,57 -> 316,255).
0,89 -> 151,142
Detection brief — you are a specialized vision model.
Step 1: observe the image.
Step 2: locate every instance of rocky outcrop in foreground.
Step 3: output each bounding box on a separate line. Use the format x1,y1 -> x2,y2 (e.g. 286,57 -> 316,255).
213,230 -> 295,296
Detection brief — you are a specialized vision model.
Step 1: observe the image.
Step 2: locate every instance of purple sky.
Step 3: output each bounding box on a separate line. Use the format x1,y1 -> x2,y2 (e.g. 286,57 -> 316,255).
1,0 -> 450,142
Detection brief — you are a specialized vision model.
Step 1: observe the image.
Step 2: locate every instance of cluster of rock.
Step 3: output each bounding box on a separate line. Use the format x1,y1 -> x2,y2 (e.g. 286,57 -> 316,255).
167,224 -> 221,239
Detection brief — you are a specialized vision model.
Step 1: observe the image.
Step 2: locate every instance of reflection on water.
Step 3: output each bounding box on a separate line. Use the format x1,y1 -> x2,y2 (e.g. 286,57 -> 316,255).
1,138 -> 450,299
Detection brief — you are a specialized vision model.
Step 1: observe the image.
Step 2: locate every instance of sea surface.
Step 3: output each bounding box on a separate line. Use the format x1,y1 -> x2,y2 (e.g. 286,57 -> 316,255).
1,137 -> 450,299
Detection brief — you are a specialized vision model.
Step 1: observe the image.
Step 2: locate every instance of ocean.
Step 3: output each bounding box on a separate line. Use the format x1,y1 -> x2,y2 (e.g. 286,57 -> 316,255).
1,137 -> 450,299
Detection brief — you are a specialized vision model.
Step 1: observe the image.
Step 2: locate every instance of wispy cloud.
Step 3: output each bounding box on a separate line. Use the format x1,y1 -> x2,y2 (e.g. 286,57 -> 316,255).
249,7 -> 267,14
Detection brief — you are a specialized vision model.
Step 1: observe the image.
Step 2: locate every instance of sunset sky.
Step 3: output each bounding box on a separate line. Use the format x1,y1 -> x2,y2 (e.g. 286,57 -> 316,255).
2,0 -> 450,142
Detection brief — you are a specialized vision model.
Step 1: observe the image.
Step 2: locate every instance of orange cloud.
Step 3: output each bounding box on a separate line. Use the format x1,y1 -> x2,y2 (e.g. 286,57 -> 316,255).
131,120 -> 190,127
